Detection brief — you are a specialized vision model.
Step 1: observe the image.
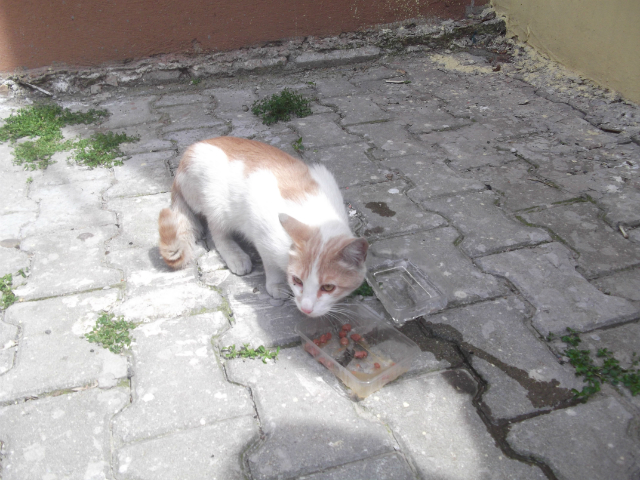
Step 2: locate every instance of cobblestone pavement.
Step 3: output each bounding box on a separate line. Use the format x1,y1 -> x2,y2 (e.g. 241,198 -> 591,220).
1,47 -> 640,480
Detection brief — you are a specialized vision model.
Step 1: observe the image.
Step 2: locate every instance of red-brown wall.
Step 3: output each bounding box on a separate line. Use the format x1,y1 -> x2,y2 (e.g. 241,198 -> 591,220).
0,0 -> 473,71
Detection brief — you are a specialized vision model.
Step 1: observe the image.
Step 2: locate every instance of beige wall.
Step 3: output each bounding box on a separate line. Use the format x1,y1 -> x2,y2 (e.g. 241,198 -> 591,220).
491,0 -> 640,104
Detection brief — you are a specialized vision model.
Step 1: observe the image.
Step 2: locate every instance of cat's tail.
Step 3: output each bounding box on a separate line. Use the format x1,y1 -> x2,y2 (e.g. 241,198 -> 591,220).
158,190 -> 199,269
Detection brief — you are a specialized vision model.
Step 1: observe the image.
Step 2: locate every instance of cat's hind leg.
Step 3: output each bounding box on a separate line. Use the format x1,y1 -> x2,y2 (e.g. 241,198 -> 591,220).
208,228 -> 253,275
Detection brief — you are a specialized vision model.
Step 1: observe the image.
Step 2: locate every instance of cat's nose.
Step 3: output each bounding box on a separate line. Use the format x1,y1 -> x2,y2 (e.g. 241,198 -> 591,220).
301,306 -> 313,315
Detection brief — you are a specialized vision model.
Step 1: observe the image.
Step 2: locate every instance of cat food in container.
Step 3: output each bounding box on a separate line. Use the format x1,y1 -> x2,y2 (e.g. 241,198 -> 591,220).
296,303 -> 420,398
366,260 -> 447,324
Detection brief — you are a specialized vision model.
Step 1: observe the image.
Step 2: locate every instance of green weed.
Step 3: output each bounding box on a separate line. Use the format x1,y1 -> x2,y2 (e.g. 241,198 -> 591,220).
73,132 -> 139,168
0,273 -> 16,310
190,78 -> 202,86
85,313 -> 137,354
221,343 -> 280,364
351,281 -> 374,297
561,328 -> 640,402
251,88 -> 312,125
292,137 -> 305,153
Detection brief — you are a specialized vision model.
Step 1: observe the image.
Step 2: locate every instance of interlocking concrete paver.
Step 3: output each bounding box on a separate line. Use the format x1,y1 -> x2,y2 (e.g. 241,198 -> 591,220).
14,226 -> 122,300
521,202 -> 640,278
0,290 -> 127,402
362,371 -> 547,479
227,347 -> 399,480
116,415 -> 258,480
303,142 -> 389,188
0,387 -> 129,480
421,190 -> 551,257
106,151 -> 174,198
346,181 -> 447,238
425,297 -> 580,420
2,35 -> 640,479
367,227 -> 507,307
112,312 -> 252,445
508,397 -> 640,480
477,242 -> 639,336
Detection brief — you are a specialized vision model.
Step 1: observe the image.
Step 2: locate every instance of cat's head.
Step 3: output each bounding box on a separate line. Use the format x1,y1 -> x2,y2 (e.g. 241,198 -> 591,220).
280,213 -> 368,318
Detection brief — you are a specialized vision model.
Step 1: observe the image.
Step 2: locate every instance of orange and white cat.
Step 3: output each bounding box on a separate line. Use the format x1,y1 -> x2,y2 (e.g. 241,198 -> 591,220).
158,137 -> 368,317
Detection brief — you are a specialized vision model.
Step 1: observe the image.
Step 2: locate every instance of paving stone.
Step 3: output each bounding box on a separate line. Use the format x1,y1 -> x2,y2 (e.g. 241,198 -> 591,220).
378,154 -> 484,202
303,142 -> 389,188
294,47 -> 381,69
420,125 -> 517,170
289,114 -> 361,148
0,387 -> 129,480
298,453 -> 415,480
591,267 -> 640,304
106,151 -> 174,198
380,97 -> 471,135
111,312 -> 252,446
421,191 -> 551,258
461,161 -> 572,211
547,116 -> 621,149
251,128 -> 304,159
367,227 -> 507,308
101,95 -> 160,128
600,188 -> 640,228
521,202 -> 640,278
0,172 -> 38,215
505,134 -> 580,168
155,92 -> 211,107
348,121 -> 433,159
425,297 -> 580,420
205,87 -> 257,116
158,103 -> 223,133
14,226 -> 122,300
23,179 -> 115,236
0,211 -> 36,238
0,246 -> 28,276
314,77 -> 362,98
476,242 -> 639,336
345,181 -> 447,238
0,319 -> 18,375
163,125 -> 231,156
323,95 -> 390,126
0,290 -> 127,402
508,397 -> 640,480
362,371 -> 546,479
108,122 -> 175,155
109,246 -> 220,322
115,415 -> 258,480
226,346 -> 398,480
108,193 -> 170,250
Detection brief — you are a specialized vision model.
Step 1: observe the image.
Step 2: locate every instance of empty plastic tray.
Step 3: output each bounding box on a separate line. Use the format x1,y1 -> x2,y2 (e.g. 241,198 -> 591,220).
366,260 -> 447,324
296,303 -> 420,398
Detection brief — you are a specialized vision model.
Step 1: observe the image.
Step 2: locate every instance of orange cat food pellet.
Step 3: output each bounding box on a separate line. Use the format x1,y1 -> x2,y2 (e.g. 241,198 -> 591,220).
313,338 -> 321,346
325,332 -> 332,341
354,351 -> 368,359
341,324 -> 352,332
340,337 -> 349,346
374,363 -> 381,369
339,330 -> 347,338
350,333 -> 362,342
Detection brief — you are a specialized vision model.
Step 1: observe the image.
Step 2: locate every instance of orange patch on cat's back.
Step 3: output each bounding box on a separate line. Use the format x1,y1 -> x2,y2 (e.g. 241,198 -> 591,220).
203,136 -> 318,201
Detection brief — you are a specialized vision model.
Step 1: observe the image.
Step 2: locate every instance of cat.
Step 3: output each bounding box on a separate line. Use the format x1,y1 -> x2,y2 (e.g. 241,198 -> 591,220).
158,136 -> 368,318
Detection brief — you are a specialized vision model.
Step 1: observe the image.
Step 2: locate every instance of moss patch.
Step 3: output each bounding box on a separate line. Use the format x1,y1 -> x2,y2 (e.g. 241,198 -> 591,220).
251,88 -> 312,125
85,313 -> 138,354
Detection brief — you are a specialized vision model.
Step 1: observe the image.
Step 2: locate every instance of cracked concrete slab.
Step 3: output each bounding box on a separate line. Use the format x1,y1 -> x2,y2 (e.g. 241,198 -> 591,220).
0,290 -> 127,402
158,103 -> 223,133
298,453 -> 416,480
323,95 -> 390,126
108,193 -> 170,250
106,150 -> 174,198
0,387 -> 129,480
289,114 -> 361,148
101,95 -> 160,129
477,242 -> 639,336
348,121 -> 433,159
421,190 -> 551,257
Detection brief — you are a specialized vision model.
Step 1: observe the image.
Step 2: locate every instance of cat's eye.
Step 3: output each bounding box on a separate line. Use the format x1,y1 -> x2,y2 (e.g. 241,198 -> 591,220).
320,284 -> 335,292
292,276 -> 303,286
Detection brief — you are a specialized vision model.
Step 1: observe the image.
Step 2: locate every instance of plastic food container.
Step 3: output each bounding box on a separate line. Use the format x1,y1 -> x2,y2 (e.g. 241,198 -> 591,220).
366,260 -> 447,324
295,303 -> 420,398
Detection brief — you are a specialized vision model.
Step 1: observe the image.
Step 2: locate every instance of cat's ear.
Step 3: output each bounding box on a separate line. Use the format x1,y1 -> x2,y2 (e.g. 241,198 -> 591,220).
279,213 -> 313,245
340,238 -> 368,266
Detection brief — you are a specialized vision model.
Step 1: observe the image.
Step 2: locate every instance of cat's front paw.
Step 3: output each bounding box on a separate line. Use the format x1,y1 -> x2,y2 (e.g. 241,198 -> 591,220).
266,282 -> 290,299
224,252 -> 253,276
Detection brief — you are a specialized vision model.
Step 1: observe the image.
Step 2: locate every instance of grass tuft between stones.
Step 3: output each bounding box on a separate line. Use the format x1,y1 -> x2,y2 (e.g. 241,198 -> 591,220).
0,103 -> 138,170
560,328 -> 640,402
85,313 -> 138,354
0,273 -> 17,310
221,344 -> 280,364
251,88 -> 312,125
